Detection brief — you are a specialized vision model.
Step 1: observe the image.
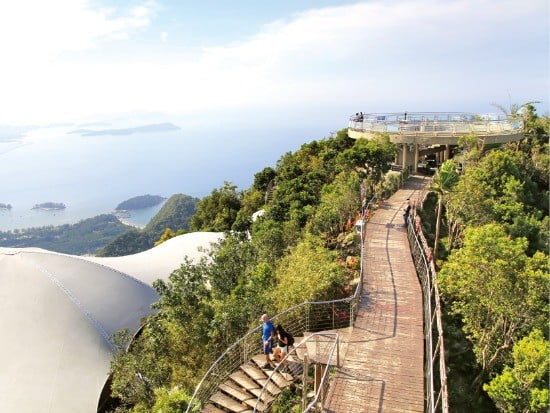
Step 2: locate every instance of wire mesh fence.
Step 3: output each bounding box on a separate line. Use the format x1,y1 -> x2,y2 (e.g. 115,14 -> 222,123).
407,192 -> 449,413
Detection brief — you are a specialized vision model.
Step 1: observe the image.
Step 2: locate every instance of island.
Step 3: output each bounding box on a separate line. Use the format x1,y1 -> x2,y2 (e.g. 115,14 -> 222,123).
115,194 -> 166,211
0,203 -> 12,210
69,122 -> 180,136
32,202 -> 66,210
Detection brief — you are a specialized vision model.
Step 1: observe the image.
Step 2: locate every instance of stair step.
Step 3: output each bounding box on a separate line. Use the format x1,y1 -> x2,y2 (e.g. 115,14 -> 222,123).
280,372 -> 294,382
251,354 -> 273,367
201,404 -> 226,413
243,397 -> 268,412
210,391 -> 251,413
251,356 -> 291,388
230,371 -> 260,391
220,382 -> 254,403
256,379 -> 282,396
240,364 -> 267,382
249,388 -> 275,404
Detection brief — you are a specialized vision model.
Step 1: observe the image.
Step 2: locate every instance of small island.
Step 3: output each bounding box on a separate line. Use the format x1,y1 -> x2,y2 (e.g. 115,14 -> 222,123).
115,194 -> 166,211
32,202 -> 66,210
0,203 -> 12,210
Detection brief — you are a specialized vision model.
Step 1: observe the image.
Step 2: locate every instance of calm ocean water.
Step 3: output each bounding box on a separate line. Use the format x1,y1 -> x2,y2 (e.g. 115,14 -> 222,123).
0,119 -> 335,231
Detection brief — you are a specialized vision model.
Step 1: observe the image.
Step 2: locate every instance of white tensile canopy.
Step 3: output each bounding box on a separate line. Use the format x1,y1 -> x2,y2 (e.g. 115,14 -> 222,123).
84,231 -> 224,285
0,232 -> 223,412
0,248 -> 156,412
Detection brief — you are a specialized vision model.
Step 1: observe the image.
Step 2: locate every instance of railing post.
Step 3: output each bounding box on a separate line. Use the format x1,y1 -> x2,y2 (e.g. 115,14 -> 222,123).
337,336 -> 340,368
332,302 -> 335,330
306,303 -> 310,332
302,353 -> 309,411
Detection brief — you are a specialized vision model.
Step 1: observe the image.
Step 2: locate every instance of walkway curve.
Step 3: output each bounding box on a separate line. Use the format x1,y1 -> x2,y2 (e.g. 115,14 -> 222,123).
325,176 -> 429,412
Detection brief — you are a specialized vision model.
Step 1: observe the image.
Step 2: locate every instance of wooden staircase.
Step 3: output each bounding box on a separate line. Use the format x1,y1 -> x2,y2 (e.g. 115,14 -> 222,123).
200,338 -> 305,412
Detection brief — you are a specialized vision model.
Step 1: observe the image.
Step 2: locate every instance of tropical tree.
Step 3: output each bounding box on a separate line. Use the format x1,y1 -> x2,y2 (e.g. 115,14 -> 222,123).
429,159 -> 459,261
484,329 -> 549,413
439,224 -> 549,383
189,182 -> 242,231
491,99 -> 541,118
154,228 -> 176,246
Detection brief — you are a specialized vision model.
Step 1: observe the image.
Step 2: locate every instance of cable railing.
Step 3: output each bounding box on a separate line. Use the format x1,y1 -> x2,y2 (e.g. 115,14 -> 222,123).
252,332 -> 340,412
185,169 -> 410,412
407,186 -> 449,413
348,112 -> 522,137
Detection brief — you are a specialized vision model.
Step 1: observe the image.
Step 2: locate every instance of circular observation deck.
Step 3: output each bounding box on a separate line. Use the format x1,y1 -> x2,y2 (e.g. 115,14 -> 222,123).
348,112 -> 523,145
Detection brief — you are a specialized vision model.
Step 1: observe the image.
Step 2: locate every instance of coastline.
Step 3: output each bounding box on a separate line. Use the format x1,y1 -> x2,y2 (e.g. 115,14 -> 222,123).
115,215 -> 145,230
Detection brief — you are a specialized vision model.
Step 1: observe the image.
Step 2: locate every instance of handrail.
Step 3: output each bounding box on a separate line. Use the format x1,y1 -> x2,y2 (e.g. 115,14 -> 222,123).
407,183 -> 449,413
303,333 -> 340,412
349,112 -> 511,122
348,112 -> 523,137
252,332 -> 339,412
185,169 -> 409,412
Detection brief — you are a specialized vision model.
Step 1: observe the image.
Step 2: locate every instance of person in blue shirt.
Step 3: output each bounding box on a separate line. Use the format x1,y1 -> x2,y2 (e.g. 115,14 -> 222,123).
261,314 -> 276,369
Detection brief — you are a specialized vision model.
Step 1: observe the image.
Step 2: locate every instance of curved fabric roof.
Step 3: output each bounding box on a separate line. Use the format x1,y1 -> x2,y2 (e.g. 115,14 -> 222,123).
84,232 -> 224,285
0,248 -> 158,412
0,232 -> 223,411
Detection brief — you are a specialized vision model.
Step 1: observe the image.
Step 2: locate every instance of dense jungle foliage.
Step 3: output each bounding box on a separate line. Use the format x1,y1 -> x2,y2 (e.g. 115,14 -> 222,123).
106,130 -> 397,411
0,214 -> 129,255
420,105 -> 549,412
116,195 -> 166,211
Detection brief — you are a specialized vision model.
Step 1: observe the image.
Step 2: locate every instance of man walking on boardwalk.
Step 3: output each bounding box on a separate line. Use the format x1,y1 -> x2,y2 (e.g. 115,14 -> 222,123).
403,198 -> 412,227
261,314 -> 276,370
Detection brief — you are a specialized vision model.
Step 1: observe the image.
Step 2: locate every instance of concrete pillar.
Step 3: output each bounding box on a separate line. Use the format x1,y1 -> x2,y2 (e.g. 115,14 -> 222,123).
445,144 -> 450,161
414,144 -> 419,173
402,144 -> 407,172
435,151 -> 440,165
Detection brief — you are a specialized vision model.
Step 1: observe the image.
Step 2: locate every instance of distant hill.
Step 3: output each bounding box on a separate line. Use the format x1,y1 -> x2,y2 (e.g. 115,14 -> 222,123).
0,214 -> 129,255
115,194 -> 166,211
98,194 -> 199,257
70,122 -> 180,136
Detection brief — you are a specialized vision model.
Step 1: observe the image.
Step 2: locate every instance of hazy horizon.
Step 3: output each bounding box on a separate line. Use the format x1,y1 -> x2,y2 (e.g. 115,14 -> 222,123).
0,0 -> 548,230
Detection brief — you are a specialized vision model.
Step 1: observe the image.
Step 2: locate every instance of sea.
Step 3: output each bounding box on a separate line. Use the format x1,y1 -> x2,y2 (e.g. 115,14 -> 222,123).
0,116 -> 339,231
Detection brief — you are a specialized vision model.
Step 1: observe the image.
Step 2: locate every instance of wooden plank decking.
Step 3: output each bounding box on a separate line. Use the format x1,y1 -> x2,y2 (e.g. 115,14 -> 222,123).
324,176 -> 429,412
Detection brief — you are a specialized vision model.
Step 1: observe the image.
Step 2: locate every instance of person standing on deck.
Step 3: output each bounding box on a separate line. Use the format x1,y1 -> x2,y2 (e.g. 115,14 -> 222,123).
403,198 -> 411,227
261,314 -> 276,370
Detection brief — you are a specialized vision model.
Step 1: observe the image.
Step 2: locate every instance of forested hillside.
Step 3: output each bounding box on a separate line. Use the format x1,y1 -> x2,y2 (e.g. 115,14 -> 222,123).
98,194 -> 199,257
107,129 -> 398,411
420,105 -> 549,412
115,195 -> 166,210
0,214 -> 129,255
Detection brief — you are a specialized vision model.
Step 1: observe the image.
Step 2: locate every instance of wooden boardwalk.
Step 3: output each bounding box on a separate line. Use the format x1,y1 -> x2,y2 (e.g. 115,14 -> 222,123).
324,176 -> 429,412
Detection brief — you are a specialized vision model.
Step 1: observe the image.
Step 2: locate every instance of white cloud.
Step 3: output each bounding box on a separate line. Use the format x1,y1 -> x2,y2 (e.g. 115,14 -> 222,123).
0,0 -> 154,63
160,31 -> 168,42
0,0 -> 547,124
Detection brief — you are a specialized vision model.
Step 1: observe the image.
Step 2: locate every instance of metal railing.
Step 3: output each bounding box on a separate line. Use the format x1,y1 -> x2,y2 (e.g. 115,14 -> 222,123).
185,169 -> 409,412
252,332 -> 340,412
349,112 -> 522,137
407,187 -> 449,413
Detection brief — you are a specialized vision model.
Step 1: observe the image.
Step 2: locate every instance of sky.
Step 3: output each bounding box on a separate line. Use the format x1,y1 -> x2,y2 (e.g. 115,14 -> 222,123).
0,0 -> 548,126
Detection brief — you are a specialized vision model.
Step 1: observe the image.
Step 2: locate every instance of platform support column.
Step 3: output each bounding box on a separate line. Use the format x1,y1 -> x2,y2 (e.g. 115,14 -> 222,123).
414,144 -> 419,173
402,144 -> 407,172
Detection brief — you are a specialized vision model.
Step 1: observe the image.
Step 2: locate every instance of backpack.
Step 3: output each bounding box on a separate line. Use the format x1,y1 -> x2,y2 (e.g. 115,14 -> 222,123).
287,333 -> 294,347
